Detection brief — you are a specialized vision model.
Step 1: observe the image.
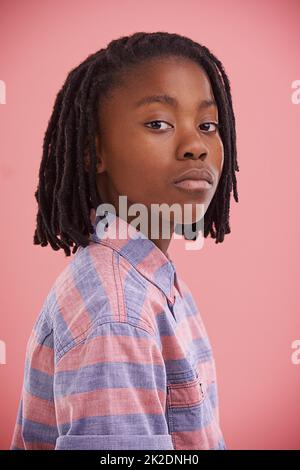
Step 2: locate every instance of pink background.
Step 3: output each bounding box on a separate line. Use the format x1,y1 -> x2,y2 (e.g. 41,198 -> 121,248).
0,0 -> 299,450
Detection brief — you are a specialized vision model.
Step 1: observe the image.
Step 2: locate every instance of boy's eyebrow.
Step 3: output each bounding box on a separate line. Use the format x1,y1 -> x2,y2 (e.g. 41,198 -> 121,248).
134,94 -> 217,110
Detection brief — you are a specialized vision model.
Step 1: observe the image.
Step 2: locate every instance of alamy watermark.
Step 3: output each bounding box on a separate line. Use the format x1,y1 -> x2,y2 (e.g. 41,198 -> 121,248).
0,80 -> 6,104
291,80 -> 300,104
291,339 -> 300,365
94,195 -> 206,251
0,339 -> 6,364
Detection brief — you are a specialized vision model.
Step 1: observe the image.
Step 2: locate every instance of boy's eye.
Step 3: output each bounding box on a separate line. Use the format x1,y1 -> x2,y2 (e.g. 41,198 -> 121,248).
199,122 -> 219,132
145,120 -> 171,131
145,120 -> 219,132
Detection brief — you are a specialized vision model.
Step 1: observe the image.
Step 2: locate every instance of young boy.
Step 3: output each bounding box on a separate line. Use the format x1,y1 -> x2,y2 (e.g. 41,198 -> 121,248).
11,31 -> 239,450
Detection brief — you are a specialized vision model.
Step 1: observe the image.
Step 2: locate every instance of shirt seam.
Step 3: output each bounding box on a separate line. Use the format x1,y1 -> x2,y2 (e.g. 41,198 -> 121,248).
41,304 -> 65,354
55,319 -> 161,366
114,251 -> 158,335
112,250 -> 125,322
92,238 -> 174,303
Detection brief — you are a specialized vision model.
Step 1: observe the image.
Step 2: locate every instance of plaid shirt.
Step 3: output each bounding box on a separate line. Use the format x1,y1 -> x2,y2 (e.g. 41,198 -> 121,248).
11,210 -> 226,450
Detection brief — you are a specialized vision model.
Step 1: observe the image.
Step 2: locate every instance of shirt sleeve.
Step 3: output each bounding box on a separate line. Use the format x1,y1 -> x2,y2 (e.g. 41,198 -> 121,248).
10,310 -> 59,450
11,319 -> 173,450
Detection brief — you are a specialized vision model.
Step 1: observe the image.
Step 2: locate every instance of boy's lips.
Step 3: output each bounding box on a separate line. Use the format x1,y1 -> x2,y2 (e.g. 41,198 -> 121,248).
172,167 -> 214,185
172,167 -> 214,191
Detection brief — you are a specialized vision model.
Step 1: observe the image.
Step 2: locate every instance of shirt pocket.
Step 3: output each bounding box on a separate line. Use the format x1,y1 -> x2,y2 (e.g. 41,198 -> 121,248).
166,376 -> 221,450
166,376 -> 206,412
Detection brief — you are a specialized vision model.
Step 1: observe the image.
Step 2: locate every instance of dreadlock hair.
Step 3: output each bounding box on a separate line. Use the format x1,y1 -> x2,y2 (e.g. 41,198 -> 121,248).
33,31 -> 239,257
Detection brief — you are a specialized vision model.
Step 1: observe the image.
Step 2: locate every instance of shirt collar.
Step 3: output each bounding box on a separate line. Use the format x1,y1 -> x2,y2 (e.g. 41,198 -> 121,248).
88,209 -> 177,304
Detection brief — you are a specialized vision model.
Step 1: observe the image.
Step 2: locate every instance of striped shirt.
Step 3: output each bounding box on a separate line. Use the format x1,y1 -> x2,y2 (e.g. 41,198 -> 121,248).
10,210 -> 226,450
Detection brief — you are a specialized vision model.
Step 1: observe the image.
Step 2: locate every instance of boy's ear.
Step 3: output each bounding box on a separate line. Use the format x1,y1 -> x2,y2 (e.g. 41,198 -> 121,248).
84,135 -> 106,174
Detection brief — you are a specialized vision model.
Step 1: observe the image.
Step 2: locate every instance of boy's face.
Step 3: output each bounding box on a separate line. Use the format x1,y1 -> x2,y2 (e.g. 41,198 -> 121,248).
93,56 -> 224,230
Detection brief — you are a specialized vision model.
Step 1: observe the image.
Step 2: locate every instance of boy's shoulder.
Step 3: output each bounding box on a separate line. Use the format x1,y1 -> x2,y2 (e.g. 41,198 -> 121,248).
40,242 -> 158,362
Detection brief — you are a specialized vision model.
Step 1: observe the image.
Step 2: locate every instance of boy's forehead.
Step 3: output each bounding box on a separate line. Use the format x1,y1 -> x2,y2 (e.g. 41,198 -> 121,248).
113,59 -> 215,109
